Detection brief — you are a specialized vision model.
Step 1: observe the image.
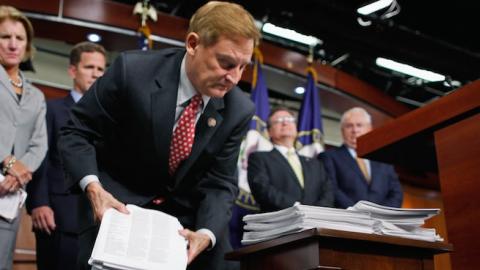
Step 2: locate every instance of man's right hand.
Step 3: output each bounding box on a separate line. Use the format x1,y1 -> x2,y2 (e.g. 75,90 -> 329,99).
31,206 -> 56,235
85,182 -> 129,222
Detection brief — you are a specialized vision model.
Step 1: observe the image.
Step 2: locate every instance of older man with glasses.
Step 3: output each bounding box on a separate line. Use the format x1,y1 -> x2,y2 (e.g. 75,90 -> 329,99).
247,107 -> 333,212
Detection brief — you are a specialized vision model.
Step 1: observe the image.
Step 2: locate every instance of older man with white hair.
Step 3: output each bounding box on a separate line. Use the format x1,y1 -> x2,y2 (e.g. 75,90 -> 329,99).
320,107 -> 403,208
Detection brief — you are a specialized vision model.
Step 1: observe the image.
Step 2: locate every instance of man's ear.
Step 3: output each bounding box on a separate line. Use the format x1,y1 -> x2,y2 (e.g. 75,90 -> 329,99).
67,65 -> 77,79
185,32 -> 200,55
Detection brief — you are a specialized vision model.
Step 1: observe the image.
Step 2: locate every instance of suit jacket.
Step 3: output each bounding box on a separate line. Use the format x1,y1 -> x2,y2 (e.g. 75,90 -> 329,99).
0,66 -> 47,172
57,48 -> 254,267
321,145 -> 403,208
248,149 -> 333,212
26,94 -> 80,233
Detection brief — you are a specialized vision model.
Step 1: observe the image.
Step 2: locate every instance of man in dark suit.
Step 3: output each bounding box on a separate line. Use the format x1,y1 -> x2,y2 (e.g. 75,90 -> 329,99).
26,42 -> 106,270
248,107 -> 333,212
57,2 -> 260,270
321,107 -> 403,208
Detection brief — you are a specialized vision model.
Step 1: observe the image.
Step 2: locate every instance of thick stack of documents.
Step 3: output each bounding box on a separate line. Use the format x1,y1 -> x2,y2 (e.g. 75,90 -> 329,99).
89,204 -> 187,270
348,200 -> 443,242
242,201 -> 442,245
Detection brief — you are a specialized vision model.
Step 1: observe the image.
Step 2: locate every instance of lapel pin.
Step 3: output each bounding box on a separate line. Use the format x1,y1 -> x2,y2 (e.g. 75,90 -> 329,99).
208,117 -> 217,127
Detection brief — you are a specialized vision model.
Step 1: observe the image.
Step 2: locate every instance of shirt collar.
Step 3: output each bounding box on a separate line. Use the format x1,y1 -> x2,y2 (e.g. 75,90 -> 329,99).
274,144 -> 296,157
346,145 -> 369,163
70,89 -> 83,103
178,55 -> 210,111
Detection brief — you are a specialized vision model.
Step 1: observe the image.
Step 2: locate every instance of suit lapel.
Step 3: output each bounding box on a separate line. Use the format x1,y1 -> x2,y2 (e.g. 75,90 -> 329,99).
174,98 -> 224,185
0,67 -> 17,101
299,156 -> 310,190
151,52 -> 183,174
339,145 -> 367,183
368,160 -> 380,188
272,148 -> 303,189
63,93 -> 75,108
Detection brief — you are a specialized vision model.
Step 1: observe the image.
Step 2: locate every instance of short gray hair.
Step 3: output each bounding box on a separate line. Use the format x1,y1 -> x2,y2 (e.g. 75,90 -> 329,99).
340,107 -> 372,126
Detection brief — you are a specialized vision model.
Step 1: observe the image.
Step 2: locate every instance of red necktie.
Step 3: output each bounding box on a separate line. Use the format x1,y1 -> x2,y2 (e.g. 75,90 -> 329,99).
168,94 -> 203,175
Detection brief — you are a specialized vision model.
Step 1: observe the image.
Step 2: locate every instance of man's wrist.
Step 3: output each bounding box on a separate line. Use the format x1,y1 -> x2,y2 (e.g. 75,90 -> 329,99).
197,228 -> 216,248
79,175 -> 100,191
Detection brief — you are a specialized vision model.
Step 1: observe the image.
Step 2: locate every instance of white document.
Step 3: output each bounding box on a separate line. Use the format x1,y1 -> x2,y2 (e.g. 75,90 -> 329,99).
0,173 -> 27,222
89,204 -> 188,270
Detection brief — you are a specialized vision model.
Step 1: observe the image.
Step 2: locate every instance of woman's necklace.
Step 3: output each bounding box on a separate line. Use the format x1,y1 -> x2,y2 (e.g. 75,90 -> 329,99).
9,74 -> 23,88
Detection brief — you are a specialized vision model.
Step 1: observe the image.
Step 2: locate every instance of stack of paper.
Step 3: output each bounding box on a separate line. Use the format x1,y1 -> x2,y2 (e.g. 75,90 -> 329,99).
0,173 -> 27,222
348,200 -> 443,242
242,201 -> 443,245
242,204 -> 376,245
89,204 -> 188,270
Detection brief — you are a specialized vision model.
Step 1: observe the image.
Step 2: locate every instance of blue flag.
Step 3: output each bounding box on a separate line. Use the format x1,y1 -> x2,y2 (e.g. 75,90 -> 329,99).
296,68 -> 324,157
230,50 -> 272,249
236,52 -> 272,209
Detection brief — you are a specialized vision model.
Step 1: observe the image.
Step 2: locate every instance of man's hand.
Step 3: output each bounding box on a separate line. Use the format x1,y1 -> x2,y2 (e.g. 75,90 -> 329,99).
179,229 -> 211,265
85,182 -> 129,222
31,206 -> 56,235
7,160 -> 32,186
0,175 -> 20,195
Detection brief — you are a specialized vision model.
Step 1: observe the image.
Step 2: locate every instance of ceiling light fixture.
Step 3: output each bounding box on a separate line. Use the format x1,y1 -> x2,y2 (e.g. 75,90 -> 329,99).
376,57 -> 446,82
294,86 -> 305,95
262,23 -> 322,47
87,33 -> 101,43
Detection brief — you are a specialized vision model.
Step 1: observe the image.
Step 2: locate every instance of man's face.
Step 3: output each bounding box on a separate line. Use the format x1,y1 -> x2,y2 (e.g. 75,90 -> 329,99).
68,51 -> 106,94
268,110 -> 298,145
0,19 -> 27,69
341,111 -> 372,149
185,34 -> 253,98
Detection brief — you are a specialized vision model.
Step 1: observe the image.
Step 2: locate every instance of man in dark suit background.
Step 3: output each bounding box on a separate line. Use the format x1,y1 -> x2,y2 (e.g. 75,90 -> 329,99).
26,42 -> 106,270
57,2 -> 260,269
248,107 -> 333,212
320,107 -> 403,208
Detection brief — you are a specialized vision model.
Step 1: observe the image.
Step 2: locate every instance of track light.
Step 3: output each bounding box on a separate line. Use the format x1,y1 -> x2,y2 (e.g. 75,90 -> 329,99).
357,0 -> 393,15
376,57 -> 446,82
262,23 -> 322,47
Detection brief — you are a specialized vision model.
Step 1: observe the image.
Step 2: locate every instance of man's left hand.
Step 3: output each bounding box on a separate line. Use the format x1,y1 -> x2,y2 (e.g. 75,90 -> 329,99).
178,229 -> 211,264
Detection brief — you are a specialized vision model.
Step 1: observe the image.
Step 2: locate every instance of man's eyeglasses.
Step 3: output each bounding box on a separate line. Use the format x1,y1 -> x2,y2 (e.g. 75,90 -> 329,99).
271,116 -> 296,125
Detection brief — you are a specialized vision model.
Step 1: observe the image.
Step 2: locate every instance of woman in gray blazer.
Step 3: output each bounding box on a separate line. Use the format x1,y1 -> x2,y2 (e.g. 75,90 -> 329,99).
0,6 -> 47,270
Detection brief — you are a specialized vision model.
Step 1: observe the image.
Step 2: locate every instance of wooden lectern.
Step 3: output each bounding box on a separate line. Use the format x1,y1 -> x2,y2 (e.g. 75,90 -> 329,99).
357,80 -> 480,270
226,228 -> 452,270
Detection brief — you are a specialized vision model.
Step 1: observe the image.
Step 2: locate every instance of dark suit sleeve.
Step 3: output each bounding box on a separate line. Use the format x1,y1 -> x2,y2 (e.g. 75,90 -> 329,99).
194,108 -> 253,239
319,152 -> 355,208
26,102 -> 56,213
58,54 -> 126,190
310,159 -> 334,207
382,165 -> 403,207
248,153 -> 297,211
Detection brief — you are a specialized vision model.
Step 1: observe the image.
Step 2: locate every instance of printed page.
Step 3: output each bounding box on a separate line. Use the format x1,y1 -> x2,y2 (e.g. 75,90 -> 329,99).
89,204 -> 188,270
0,175 -> 27,222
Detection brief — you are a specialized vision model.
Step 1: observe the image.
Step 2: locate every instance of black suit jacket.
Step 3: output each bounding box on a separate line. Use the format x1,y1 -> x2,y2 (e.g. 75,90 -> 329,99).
321,145 -> 403,208
58,48 -> 254,268
27,94 -> 79,233
248,149 -> 333,212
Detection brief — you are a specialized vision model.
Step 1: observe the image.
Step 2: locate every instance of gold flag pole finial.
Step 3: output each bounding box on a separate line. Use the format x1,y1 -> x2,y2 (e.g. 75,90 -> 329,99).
307,45 -> 314,65
133,0 -> 158,27
305,46 -> 318,82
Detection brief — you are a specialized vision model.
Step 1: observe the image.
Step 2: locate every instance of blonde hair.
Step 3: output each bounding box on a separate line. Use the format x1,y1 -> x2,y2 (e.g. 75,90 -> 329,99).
0,5 -> 35,61
188,1 -> 260,47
